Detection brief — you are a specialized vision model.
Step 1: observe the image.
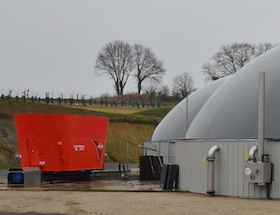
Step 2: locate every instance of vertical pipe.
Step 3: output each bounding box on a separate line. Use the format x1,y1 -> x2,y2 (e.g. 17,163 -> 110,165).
126,141 -> 129,171
168,141 -> 170,163
186,96 -> 188,132
207,161 -> 214,195
258,72 -> 265,161
206,145 -> 220,196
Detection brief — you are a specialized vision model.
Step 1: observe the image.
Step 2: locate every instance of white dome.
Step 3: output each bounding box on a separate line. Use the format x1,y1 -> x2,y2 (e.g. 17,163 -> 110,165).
186,45 -> 280,138
151,77 -> 228,141
152,45 -> 280,140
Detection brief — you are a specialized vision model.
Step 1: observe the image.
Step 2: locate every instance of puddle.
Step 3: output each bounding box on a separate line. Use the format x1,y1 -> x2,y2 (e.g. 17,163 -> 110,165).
87,180 -> 162,191
1,176 -> 162,191
38,179 -> 162,191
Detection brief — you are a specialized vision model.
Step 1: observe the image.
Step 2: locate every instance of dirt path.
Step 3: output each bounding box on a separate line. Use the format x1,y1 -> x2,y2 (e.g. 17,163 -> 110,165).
0,190 -> 280,215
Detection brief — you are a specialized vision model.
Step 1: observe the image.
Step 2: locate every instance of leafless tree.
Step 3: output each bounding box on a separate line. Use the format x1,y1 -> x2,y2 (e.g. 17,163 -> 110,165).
202,42 -> 277,82
143,78 -> 161,96
133,44 -> 166,94
94,40 -> 135,95
23,89 -> 30,98
172,72 -> 195,98
157,85 -> 170,102
254,42 -> 277,57
8,90 -> 12,97
158,85 -> 170,97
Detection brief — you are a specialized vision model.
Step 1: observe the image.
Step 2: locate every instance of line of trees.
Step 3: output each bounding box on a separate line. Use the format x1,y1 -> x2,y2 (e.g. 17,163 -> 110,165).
95,41 -> 277,101
94,40 -> 197,100
0,69 -> 196,109
0,90 -> 181,109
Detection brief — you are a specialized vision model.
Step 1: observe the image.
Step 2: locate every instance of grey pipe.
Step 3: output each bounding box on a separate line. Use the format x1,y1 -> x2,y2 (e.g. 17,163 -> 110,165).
206,145 -> 220,197
258,71 -> 265,161
248,145 -> 258,161
186,96 -> 188,131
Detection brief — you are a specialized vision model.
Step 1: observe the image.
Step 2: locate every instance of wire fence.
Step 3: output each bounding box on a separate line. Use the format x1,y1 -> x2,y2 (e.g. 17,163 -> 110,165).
0,88 -> 95,100
0,88 -> 177,109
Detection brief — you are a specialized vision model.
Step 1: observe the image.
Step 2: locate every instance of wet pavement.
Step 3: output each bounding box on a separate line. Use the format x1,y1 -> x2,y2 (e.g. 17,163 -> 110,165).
0,163 -> 163,192
39,179 -> 162,192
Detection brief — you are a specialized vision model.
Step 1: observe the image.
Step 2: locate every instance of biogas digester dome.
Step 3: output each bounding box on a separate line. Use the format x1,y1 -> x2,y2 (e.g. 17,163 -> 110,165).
152,45 -> 280,140
151,77 -> 228,141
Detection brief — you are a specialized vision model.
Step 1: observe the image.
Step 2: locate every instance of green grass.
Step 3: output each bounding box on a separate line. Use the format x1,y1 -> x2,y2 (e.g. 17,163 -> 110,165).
67,105 -> 172,125
106,122 -> 156,163
68,105 -> 142,115
0,100 -> 171,125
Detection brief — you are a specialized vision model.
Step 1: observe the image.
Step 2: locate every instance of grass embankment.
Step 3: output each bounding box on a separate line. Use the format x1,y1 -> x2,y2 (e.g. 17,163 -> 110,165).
0,100 -> 172,167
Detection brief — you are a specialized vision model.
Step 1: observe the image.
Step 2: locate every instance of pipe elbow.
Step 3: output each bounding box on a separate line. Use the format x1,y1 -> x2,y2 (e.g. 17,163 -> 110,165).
207,145 -> 220,160
248,145 -> 258,161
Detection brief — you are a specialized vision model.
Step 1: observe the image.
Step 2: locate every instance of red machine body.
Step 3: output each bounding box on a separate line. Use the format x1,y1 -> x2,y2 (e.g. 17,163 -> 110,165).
14,113 -> 109,172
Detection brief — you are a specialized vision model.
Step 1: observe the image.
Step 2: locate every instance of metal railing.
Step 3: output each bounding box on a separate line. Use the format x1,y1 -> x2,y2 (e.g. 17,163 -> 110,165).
139,140 -> 176,164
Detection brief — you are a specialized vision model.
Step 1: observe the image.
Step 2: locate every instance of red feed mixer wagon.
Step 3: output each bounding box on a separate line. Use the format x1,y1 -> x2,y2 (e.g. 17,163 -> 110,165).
11,113 -> 109,184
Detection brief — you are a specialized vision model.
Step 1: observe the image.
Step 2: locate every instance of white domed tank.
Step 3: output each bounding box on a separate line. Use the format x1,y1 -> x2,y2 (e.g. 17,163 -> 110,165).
186,45 -> 280,138
151,77 -> 229,141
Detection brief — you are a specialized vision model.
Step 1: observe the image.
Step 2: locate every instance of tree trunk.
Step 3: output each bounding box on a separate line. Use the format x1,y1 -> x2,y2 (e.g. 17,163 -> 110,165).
138,80 -> 142,94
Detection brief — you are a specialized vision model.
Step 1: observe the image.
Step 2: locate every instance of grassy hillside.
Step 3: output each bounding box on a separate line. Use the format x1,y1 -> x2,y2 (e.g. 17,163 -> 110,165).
0,100 -> 171,167
106,122 -> 156,163
0,100 -> 171,124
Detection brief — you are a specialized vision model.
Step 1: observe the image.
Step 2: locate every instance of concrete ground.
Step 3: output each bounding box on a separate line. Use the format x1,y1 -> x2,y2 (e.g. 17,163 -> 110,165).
2,164 -> 280,214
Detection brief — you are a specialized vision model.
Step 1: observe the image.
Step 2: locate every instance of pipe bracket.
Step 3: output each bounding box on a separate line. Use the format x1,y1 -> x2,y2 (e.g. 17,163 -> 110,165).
206,157 -> 215,161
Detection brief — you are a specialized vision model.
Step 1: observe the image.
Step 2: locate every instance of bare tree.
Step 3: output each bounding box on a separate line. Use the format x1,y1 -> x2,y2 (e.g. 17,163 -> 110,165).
143,78 -> 161,96
133,44 -> 166,94
254,42 -> 277,57
172,72 -> 195,98
157,85 -> 170,102
202,42 -> 277,82
158,85 -> 170,97
95,40 -> 135,95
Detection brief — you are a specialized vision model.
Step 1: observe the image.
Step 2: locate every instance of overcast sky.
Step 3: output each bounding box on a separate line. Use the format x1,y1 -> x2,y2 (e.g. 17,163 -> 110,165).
0,0 -> 279,98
